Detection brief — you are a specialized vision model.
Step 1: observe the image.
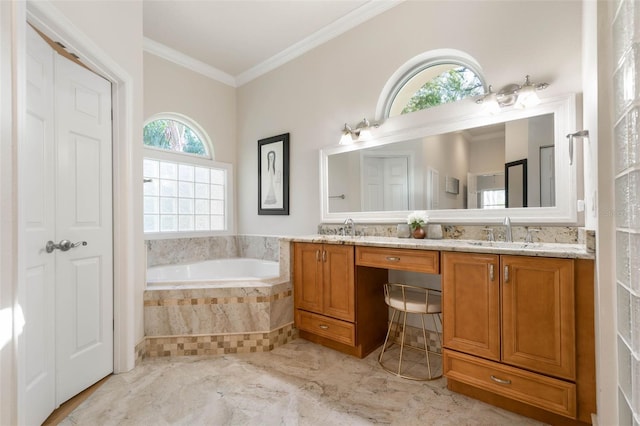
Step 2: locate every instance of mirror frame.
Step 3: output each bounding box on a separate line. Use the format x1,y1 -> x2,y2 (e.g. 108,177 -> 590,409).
320,93 -> 581,225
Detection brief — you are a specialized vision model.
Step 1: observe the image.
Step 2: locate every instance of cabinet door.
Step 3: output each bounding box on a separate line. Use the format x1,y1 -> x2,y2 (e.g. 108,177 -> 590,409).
294,243 -> 323,314
501,256 -> 575,380
322,245 -> 355,322
443,252 -> 500,361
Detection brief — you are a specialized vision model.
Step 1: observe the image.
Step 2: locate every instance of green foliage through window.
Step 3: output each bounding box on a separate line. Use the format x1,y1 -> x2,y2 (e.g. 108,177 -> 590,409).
401,67 -> 484,115
143,119 -> 208,156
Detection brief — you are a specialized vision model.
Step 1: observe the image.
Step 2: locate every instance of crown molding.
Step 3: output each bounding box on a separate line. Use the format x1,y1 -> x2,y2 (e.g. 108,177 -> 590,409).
236,0 -> 403,86
144,1 -> 403,88
143,37 -> 237,87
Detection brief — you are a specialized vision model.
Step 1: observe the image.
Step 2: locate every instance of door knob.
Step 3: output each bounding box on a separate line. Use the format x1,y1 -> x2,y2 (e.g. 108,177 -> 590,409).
45,239 -> 87,253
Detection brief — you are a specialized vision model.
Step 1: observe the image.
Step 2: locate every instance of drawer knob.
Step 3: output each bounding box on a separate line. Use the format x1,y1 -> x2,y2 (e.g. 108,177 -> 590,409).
490,375 -> 511,385
319,324 -> 329,330
386,256 -> 400,262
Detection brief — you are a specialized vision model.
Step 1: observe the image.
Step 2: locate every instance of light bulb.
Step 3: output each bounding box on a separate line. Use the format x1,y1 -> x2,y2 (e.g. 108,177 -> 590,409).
482,93 -> 501,115
358,128 -> 372,140
339,123 -> 354,145
339,132 -> 354,145
514,85 -> 540,109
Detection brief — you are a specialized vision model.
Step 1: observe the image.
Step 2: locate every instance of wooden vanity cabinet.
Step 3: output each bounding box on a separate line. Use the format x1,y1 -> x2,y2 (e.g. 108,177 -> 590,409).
442,252 -> 595,423
501,255 -> 575,380
442,252 -> 500,361
293,242 -> 387,358
294,242 -> 355,322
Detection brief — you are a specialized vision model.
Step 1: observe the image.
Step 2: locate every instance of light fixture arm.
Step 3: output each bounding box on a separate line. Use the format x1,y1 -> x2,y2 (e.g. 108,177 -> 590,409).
339,117 -> 382,144
476,75 -> 549,109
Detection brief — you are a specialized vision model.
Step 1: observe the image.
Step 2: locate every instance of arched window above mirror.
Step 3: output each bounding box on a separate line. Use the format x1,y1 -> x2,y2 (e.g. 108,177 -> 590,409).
377,50 -> 488,119
143,114 -> 212,158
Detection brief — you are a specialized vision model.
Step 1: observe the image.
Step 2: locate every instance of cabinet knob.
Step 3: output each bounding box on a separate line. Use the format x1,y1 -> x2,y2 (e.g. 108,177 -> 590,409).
385,256 -> 400,262
489,264 -> 495,281
318,324 -> 329,330
504,265 -> 510,283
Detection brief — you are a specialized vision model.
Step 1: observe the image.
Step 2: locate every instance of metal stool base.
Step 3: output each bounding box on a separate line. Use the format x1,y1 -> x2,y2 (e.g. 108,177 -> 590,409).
378,306 -> 443,381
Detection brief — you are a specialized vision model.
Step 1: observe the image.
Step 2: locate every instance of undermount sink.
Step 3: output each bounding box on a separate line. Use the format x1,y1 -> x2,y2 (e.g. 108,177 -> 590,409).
465,240 -> 538,249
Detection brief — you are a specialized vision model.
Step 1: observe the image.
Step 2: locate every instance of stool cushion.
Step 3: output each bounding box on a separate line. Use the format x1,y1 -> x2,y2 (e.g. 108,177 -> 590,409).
385,287 -> 441,314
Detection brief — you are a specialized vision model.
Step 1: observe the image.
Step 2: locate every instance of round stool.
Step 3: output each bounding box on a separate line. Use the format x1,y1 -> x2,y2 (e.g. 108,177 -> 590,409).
378,283 -> 443,381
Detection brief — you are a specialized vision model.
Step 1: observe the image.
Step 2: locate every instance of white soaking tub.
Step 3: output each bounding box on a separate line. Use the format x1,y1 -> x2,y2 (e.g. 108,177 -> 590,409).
146,258 -> 280,289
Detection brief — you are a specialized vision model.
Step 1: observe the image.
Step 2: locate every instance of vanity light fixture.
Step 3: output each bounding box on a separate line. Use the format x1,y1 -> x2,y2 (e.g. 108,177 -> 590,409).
476,75 -> 549,112
339,117 -> 381,145
478,85 -> 501,115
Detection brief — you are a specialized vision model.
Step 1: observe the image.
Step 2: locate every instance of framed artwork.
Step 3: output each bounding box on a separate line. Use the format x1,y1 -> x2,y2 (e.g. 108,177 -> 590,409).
445,176 -> 459,195
258,133 -> 289,215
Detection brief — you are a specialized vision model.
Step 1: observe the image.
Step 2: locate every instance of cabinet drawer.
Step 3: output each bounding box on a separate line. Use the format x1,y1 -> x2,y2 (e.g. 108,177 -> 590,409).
444,350 -> 576,419
356,246 -> 440,274
296,309 -> 356,346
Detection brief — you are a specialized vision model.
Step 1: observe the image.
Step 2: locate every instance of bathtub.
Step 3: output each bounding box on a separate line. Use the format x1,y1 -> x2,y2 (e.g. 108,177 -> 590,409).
146,258 -> 280,289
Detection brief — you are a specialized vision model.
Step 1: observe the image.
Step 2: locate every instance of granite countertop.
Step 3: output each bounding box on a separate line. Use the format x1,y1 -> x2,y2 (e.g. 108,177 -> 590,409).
284,235 -> 595,260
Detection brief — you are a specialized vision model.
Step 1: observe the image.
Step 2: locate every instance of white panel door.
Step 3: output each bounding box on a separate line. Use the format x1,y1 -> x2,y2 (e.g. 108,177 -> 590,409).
21,26 -> 113,424
383,157 -> 408,210
362,156 -> 409,211
362,157 -> 384,211
22,24 -> 56,426
53,53 -> 113,405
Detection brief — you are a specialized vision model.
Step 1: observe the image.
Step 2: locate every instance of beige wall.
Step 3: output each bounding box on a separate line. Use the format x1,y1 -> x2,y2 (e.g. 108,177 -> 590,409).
468,138 -> 505,174
505,119 -> 529,163
143,53 -> 237,164
236,0 -> 582,235
422,133 -> 468,210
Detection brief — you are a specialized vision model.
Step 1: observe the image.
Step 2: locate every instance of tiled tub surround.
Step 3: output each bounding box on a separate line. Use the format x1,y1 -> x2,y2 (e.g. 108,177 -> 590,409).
144,282 -> 293,336
143,235 -> 293,358
146,234 -> 281,266
318,223 -> 596,252
144,283 -> 294,358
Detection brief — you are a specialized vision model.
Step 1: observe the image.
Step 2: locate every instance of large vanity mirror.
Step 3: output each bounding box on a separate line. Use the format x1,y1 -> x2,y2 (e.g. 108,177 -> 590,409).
320,94 -> 581,225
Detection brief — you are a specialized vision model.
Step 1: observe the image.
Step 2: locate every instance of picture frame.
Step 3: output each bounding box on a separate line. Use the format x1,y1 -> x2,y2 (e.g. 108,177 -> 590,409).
445,176 -> 459,195
258,133 -> 290,215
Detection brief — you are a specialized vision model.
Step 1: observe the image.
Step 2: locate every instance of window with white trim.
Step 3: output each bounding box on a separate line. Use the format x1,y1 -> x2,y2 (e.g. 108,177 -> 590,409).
481,189 -> 506,209
378,51 -> 488,119
143,114 -> 233,236
389,64 -> 485,117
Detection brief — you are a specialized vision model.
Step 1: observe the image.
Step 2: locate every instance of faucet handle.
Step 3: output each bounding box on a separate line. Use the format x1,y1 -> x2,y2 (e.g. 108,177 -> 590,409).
483,227 -> 495,242
525,227 -> 540,243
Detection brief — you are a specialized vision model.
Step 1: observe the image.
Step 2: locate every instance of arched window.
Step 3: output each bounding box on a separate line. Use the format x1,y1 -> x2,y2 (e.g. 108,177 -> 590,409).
143,114 -> 212,157
143,113 -> 232,236
377,50 -> 487,119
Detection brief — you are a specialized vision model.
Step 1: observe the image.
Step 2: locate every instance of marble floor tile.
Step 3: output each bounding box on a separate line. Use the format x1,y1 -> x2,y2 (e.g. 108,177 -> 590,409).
60,339 -> 546,426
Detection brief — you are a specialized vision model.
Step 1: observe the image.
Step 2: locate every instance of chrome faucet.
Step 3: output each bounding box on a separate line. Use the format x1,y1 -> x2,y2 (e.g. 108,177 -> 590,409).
343,218 -> 355,238
483,227 -> 495,242
503,217 -> 513,242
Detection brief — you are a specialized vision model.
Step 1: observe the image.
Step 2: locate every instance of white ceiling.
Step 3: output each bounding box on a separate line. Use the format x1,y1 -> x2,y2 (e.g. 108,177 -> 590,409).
143,0 -> 401,87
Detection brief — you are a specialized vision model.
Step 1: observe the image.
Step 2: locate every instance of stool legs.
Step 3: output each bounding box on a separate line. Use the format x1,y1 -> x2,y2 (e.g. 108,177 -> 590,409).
378,308 -> 442,381
378,308 -> 399,365
420,313 -> 432,380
